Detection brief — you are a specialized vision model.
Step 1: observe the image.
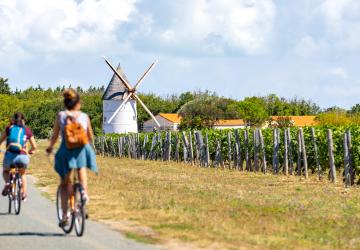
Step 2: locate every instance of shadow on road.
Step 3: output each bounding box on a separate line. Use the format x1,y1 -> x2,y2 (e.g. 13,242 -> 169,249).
0,212 -> 11,216
0,232 -> 65,237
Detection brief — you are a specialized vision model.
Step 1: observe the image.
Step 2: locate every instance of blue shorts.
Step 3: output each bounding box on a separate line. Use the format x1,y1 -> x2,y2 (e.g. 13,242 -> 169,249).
3,151 -> 29,169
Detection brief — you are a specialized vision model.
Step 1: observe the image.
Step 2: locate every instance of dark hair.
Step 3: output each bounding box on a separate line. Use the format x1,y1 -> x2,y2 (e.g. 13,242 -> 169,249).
63,88 -> 80,110
13,112 -> 26,126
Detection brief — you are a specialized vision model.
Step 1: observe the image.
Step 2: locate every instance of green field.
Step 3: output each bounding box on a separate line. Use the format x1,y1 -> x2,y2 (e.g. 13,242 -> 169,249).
31,141 -> 360,250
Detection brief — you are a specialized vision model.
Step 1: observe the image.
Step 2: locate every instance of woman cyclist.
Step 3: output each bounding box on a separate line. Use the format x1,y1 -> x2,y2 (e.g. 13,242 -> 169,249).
46,88 -> 97,225
0,112 -> 37,201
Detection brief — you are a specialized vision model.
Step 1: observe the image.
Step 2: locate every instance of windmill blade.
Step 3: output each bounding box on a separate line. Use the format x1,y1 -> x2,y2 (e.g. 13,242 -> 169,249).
133,60 -> 158,91
107,93 -> 133,124
103,56 -> 133,91
133,93 -> 161,127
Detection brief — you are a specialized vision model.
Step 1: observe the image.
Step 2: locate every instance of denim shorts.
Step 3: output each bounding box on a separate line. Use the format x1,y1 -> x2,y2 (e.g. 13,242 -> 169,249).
3,151 -> 30,169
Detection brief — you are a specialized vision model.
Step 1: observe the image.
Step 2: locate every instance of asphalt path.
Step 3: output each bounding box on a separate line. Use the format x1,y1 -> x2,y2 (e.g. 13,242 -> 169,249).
0,175 -> 160,250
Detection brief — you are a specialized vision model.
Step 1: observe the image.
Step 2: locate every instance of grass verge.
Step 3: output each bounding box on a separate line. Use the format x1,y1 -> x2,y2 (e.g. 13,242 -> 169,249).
29,141 -> 360,249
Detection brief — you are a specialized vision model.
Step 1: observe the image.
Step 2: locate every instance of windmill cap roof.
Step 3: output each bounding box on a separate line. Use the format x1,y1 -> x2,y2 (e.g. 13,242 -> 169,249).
103,64 -> 130,100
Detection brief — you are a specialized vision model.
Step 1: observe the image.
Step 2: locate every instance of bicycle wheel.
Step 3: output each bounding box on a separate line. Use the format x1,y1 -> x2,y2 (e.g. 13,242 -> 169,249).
14,178 -> 21,215
74,183 -> 85,237
56,185 -> 74,234
8,192 -> 12,214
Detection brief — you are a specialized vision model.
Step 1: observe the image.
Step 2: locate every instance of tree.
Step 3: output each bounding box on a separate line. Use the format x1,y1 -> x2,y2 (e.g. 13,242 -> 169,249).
0,78 -> 11,95
237,97 -> 269,127
349,104 -> 360,114
178,93 -> 239,129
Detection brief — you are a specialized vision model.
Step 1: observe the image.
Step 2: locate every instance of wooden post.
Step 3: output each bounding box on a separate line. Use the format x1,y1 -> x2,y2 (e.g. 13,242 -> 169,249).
149,134 -> 157,160
311,128 -> 321,180
214,140 -> 224,168
156,132 -> 161,160
244,130 -> 250,171
284,129 -> 288,175
344,132 -> 350,187
253,129 -> 259,172
166,132 -> 171,161
287,129 -> 294,175
175,133 -> 180,162
227,131 -> 232,169
189,132 -> 194,165
297,130 -> 302,176
235,129 -> 241,170
181,132 -> 189,163
198,132 -> 205,167
205,133 -> 210,167
272,129 -> 279,174
258,129 -> 267,174
347,130 -> 354,185
299,128 -> 308,179
327,129 -> 336,183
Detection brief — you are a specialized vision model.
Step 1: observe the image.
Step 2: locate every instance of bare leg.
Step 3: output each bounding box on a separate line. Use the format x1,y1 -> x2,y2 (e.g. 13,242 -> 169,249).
77,168 -> 88,194
2,170 -> 9,183
19,169 -> 26,194
61,172 -> 72,218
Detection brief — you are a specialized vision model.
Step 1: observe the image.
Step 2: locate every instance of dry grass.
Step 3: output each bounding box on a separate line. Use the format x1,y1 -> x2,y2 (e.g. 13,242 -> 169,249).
30,141 -> 360,250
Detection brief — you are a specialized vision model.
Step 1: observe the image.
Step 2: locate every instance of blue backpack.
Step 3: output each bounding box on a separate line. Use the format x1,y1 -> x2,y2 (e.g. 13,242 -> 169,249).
7,125 -> 26,153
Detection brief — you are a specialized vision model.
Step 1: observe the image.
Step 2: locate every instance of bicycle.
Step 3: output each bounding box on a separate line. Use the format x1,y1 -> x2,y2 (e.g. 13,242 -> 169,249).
7,165 -> 22,215
56,170 -> 87,236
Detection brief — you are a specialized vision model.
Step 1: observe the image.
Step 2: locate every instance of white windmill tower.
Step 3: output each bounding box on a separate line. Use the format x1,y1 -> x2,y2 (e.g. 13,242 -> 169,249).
102,58 -> 160,134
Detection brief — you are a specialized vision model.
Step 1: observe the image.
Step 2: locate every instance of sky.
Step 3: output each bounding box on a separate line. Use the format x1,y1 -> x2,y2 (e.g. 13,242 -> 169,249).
0,0 -> 359,109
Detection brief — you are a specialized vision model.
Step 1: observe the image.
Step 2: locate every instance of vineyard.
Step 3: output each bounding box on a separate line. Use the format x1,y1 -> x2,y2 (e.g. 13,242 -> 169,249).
95,126 -> 360,185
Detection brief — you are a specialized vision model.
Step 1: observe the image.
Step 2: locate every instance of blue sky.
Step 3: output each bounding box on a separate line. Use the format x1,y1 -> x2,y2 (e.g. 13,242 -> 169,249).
0,0 -> 359,109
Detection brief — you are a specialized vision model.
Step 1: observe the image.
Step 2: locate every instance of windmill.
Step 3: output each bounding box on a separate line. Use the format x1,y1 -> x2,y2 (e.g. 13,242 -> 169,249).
102,57 -> 161,134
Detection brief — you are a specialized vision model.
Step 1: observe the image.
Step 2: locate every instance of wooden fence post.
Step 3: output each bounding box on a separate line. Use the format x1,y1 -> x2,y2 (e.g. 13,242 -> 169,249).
284,129 -> 288,175
254,129 -> 259,172
297,130 -> 302,176
189,132 -> 194,165
327,129 -> 336,183
205,133 -> 210,167
287,128 -> 294,175
244,130 -> 250,171
258,129 -> 267,174
273,129 -> 279,174
214,140 -> 224,168
181,132 -> 189,163
347,129 -> 355,185
235,130 -> 242,170
311,128 -> 321,180
299,128 -> 308,179
175,133 -> 180,162
227,131 -> 232,169
344,132 -> 350,187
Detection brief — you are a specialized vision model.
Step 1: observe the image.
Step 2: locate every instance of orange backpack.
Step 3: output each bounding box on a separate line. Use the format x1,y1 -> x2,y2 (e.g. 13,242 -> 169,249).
64,113 -> 88,149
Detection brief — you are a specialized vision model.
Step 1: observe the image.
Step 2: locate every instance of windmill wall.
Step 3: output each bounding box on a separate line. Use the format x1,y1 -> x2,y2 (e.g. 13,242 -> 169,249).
103,99 -> 138,134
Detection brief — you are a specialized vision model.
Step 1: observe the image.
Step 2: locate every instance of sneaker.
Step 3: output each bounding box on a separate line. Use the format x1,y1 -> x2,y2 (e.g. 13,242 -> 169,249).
2,183 -> 10,196
58,216 -> 70,227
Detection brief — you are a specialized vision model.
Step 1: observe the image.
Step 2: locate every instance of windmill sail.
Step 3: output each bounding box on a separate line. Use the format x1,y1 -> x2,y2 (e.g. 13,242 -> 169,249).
102,64 -> 130,101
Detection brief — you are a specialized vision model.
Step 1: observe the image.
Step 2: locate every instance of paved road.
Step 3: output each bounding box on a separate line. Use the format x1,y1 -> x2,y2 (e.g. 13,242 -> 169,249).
0,176 -> 160,250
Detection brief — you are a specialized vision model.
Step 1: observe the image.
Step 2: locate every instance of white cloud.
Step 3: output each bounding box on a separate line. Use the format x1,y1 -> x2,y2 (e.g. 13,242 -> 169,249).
0,0 -> 137,58
136,0 -> 276,55
329,67 -> 348,79
320,0 -> 360,49
294,35 -> 320,57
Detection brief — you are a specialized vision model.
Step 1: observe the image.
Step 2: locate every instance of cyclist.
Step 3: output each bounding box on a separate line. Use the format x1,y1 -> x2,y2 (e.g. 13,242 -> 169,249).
46,88 -> 97,225
0,112 -> 37,201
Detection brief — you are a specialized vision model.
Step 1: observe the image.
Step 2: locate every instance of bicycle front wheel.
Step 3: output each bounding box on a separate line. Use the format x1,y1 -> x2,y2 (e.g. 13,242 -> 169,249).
74,183 -> 85,237
56,185 -> 74,234
14,179 -> 21,215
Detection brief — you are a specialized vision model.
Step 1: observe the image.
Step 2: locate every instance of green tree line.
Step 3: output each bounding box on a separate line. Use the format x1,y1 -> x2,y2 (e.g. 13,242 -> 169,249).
1,77 -> 359,137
